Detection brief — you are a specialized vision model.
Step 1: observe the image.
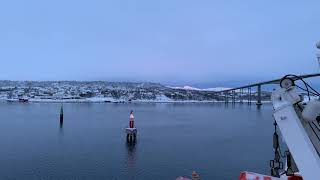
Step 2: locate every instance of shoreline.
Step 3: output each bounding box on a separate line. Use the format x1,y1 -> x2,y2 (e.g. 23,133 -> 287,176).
0,98 -> 272,104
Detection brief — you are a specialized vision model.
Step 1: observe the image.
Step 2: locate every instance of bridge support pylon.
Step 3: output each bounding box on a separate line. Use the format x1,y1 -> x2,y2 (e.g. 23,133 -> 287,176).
256,85 -> 262,106
232,90 -> 235,104
225,92 -> 229,104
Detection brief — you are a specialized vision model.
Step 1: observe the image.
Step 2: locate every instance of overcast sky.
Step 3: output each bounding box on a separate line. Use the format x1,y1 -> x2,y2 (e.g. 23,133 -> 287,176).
0,0 -> 319,86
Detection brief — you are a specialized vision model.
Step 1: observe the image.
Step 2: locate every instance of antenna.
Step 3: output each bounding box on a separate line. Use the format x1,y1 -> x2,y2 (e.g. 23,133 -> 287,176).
317,41 -> 320,69
317,54 -> 320,69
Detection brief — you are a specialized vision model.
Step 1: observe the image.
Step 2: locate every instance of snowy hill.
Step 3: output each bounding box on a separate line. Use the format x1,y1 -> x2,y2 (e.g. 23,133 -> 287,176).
0,81 -> 269,103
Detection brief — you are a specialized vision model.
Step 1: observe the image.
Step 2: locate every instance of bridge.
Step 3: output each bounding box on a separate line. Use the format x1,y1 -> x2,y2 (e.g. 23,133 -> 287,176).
215,73 -> 320,106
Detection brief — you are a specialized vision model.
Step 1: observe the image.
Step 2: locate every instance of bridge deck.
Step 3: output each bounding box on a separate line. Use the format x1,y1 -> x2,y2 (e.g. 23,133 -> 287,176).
217,73 -> 320,93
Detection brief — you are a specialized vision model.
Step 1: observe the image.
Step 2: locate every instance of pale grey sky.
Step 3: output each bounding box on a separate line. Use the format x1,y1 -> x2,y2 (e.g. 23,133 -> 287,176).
0,0 -> 319,86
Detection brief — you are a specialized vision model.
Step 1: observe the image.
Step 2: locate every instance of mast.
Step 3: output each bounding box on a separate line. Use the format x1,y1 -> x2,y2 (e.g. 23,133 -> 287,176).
316,41 -> 320,69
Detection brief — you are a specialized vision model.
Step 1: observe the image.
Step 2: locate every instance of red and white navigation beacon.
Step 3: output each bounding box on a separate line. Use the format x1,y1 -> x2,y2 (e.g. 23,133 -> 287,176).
191,171 -> 200,180
126,110 -> 137,143
129,110 -> 134,128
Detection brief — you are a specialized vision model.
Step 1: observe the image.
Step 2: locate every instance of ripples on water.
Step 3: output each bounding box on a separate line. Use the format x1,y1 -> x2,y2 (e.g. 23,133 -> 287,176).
0,102 -> 274,180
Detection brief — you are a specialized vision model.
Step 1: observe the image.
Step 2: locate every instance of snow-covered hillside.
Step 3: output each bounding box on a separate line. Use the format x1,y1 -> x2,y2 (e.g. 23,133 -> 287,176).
0,81 -> 270,103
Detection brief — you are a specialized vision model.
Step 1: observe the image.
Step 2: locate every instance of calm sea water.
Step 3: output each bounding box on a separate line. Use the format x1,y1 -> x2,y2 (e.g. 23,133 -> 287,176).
0,102 -> 274,180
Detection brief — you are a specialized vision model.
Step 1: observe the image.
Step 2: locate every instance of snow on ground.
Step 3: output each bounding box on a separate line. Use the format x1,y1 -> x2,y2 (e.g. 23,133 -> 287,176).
167,86 -> 202,91
167,86 -> 231,92
155,94 -> 173,102
86,97 -> 116,102
203,87 -> 231,91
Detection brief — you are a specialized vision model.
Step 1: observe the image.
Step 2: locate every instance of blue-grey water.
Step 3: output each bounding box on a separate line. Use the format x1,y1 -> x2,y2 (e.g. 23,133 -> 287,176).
0,102 -> 274,180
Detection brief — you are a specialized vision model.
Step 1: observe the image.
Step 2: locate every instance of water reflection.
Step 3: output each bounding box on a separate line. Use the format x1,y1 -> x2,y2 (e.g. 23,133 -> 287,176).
0,102 -> 274,179
59,121 -> 64,135
257,104 -> 262,110
126,141 -> 137,170
256,105 -> 263,117
231,103 -> 236,109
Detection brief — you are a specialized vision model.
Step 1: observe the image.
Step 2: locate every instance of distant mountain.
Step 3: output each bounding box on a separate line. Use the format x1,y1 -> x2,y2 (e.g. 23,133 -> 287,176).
167,86 -> 231,92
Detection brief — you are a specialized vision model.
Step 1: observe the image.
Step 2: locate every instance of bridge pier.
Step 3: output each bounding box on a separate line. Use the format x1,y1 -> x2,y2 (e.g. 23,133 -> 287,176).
240,89 -> 243,103
232,90 -> 235,104
225,92 -> 229,103
248,87 -> 252,105
256,85 -> 262,106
